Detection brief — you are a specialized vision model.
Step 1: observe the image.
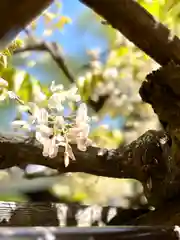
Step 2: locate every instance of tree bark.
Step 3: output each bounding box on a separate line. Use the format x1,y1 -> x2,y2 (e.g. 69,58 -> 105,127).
0,130 -> 172,207
80,0 -> 180,66
0,0 -> 53,49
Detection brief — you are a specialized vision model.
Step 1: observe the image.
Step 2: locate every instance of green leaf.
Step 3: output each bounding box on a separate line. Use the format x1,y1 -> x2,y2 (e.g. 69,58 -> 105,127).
17,73 -> 33,102
0,67 -> 16,90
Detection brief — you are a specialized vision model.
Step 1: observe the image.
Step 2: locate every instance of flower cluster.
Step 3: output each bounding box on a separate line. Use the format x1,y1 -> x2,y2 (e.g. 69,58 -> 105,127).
8,81 -> 92,167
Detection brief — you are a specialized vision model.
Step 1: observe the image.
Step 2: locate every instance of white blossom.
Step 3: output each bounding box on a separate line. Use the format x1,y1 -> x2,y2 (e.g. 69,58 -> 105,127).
54,116 -> 65,128
48,93 -> 65,112
34,91 -> 47,102
29,103 -> 49,125
63,136 -> 76,167
64,151 -> 70,167
43,136 -> 59,158
103,67 -> 118,80
50,81 -> 64,92
0,78 -> 8,88
7,81 -> 92,163
66,86 -> 81,102
8,91 -> 19,100
36,125 -> 53,140
31,106 -> 56,158
68,103 -> 92,151
11,120 -> 29,127
77,76 -> 86,87
11,120 -> 32,131
48,86 -> 80,111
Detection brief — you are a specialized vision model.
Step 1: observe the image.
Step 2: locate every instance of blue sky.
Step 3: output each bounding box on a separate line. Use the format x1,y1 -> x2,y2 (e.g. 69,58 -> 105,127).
32,0 -> 108,55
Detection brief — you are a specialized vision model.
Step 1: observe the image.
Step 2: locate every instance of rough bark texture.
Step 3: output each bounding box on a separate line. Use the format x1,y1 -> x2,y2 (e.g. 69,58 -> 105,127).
0,0 -> 53,48
0,130 -> 172,206
80,0 -> 180,66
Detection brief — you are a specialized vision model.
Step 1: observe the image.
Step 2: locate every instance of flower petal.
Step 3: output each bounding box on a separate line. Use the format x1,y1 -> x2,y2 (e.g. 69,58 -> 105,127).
76,103 -> 88,123
36,125 -> 53,137
67,144 -> 76,160
55,116 -> 65,127
48,93 -> 65,112
42,138 -> 51,157
49,137 -> 59,158
64,152 -> 69,167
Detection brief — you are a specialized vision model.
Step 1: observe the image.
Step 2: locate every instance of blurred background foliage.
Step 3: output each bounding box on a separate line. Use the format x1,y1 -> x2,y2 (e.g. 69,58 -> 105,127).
0,0 -> 179,207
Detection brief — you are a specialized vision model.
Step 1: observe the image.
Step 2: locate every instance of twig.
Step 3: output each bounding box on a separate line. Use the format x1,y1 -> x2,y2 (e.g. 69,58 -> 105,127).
14,41 -> 109,112
14,42 -> 75,83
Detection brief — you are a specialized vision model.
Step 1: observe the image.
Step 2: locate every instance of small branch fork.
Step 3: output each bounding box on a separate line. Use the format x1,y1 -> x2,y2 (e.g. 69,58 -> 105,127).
14,41 -> 75,83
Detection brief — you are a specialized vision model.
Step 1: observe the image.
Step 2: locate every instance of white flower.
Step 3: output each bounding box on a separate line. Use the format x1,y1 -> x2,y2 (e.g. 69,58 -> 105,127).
50,81 -> 64,92
48,86 -> 81,111
66,86 -> 81,102
63,136 -> 76,167
29,103 -> 49,125
7,91 -> 19,100
48,93 -> 65,112
8,83 -> 92,161
0,78 -> 8,88
78,76 -> 85,87
54,116 -> 65,128
32,106 -> 57,157
34,91 -> 47,102
76,103 -> 89,123
67,103 -> 91,151
26,104 -> 59,158
103,67 -> 118,80
11,120 -> 32,131
11,120 -> 29,127
91,60 -> 102,70
43,136 -> 59,158
36,125 -> 53,141
56,134 -> 65,144
64,151 -> 70,167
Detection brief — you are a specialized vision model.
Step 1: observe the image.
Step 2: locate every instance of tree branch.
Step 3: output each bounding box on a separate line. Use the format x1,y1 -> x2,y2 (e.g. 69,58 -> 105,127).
14,42 -> 108,112
14,42 -> 75,83
0,130 -> 164,178
0,0 -> 53,49
0,130 -> 173,206
80,0 -> 180,66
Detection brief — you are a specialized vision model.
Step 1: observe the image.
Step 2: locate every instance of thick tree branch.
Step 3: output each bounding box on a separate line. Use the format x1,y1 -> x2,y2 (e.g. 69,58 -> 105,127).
0,0 -> 53,49
0,130 -> 164,178
80,0 -> 180,66
0,130 -> 173,206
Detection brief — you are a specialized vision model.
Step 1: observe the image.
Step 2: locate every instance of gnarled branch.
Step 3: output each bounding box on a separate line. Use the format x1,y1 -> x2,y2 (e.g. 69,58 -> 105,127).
0,129 -> 172,206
